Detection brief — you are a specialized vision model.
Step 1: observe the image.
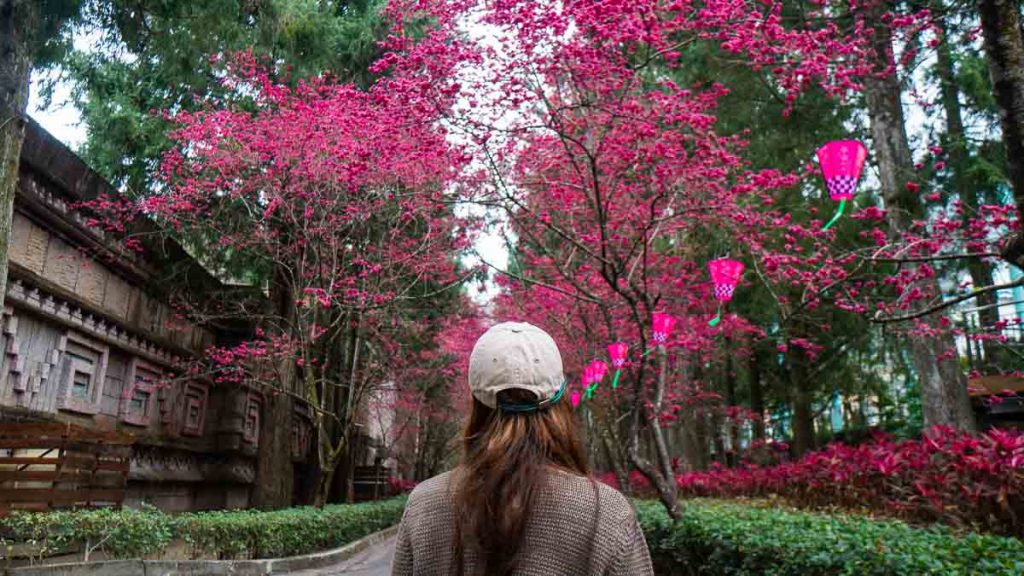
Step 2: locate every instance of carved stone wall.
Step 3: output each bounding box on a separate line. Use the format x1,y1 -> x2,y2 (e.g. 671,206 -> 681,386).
0,120 -> 274,512
8,211 -> 215,354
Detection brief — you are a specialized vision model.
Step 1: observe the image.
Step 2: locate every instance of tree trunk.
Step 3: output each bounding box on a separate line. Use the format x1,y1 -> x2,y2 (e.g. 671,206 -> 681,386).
790,349 -> 815,457
935,13 -> 1000,370
413,407 -> 426,481
748,345 -> 766,440
253,392 -> 295,508
651,346 -> 677,489
677,396 -> 705,472
253,266 -> 298,508
723,338 -> 738,466
321,323 -> 359,504
313,461 -> 337,508
601,434 -> 631,496
0,1 -> 36,312
336,326 -> 362,502
976,0 -> 1024,268
626,351 -> 682,520
862,5 -> 976,431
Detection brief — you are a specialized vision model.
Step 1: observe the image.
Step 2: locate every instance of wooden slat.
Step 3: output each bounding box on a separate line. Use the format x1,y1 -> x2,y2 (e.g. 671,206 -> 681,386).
0,489 -> 124,504
0,456 -> 126,470
0,457 -> 62,466
0,470 -> 115,483
0,422 -> 132,512
0,470 -> 62,482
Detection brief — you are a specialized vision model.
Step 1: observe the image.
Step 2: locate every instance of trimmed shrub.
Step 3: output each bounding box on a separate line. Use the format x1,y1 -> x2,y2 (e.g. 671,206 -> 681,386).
0,497 -> 406,561
636,499 -> 1024,576
176,497 -> 407,559
0,504 -> 174,560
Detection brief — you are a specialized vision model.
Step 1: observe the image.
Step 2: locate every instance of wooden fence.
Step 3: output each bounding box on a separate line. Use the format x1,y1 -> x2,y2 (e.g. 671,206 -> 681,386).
353,464 -> 393,502
0,422 -> 133,515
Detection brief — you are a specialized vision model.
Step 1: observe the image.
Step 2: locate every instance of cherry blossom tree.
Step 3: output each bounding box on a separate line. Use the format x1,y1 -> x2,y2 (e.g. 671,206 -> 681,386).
450,0 -> 899,519
83,0 -> 475,504
459,0 -> 1019,517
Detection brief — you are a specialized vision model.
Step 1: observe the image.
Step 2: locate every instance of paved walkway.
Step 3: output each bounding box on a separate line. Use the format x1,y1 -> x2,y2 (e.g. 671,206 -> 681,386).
287,534 -> 396,575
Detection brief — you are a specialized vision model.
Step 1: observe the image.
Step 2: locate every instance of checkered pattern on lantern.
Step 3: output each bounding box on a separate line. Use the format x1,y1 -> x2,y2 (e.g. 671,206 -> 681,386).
611,359 -> 626,369
653,332 -> 668,344
714,283 -> 735,301
826,176 -> 857,200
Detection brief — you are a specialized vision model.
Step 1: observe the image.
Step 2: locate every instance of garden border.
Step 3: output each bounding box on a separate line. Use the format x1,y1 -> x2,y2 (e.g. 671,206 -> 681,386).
3,524 -> 399,576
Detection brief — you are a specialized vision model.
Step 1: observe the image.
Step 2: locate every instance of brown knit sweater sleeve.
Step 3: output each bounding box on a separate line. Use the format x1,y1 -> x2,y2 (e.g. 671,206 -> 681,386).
391,503 -> 414,576
604,509 -> 654,576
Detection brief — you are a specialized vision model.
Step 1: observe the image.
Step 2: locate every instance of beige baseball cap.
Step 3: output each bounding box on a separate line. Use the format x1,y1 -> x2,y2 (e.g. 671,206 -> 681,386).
468,322 -> 566,411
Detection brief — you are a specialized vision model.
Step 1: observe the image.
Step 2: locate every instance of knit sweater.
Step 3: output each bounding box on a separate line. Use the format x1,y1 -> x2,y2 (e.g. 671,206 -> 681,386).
390,468 -> 654,576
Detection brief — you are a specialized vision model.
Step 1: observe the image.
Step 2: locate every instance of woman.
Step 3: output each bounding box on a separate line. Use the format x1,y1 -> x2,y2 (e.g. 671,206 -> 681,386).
391,322 -> 654,576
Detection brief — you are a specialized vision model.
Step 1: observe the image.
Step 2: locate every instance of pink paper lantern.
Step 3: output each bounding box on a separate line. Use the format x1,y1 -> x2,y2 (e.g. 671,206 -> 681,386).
651,313 -> 677,344
817,140 -> 867,201
607,342 -> 629,369
590,360 -> 609,382
570,391 -> 581,408
708,258 -> 745,302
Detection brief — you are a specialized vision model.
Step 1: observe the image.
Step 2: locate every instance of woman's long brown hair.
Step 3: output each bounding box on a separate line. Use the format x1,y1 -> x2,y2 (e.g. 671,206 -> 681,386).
452,388 -> 590,576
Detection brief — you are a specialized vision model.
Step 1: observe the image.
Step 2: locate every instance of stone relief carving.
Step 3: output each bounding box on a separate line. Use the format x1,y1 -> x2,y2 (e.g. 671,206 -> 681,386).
2,308 -> 25,398
7,278 -> 178,367
130,444 -> 255,484
181,381 -> 209,437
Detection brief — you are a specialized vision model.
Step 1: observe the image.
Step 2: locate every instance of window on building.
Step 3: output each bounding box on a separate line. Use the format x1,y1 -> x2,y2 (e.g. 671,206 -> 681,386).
121,359 -> 160,426
58,336 -> 107,415
181,382 -> 208,437
67,349 -> 95,399
71,370 -> 91,399
129,388 -> 151,416
243,394 -> 261,444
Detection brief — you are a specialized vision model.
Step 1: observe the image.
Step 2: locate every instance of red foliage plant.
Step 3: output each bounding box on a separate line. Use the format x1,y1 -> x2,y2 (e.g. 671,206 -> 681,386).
661,426 -> 1024,537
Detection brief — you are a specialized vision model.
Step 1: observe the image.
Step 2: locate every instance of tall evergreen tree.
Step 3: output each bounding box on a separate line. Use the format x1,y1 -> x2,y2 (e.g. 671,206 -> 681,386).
1,0 -> 84,310
45,0 -> 385,194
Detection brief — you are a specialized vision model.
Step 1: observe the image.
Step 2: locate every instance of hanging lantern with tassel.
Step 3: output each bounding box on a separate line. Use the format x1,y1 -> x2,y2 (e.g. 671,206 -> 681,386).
607,342 -> 628,389
817,140 -> 868,230
651,313 -> 677,345
708,258 -> 744,327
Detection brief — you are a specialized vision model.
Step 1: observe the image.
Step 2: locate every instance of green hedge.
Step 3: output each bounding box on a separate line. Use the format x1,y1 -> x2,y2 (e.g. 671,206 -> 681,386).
0,505 -> 174,560
636,499 -> 1024,576
0,498 -> 406,561
176,497 -> 406,559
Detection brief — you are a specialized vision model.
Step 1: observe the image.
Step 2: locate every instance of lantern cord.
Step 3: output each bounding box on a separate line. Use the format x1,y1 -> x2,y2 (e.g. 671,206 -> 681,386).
822,198 -> 847,231
708,304 -> 722,327
611,370 -> 622,389
640,347 -> 654,358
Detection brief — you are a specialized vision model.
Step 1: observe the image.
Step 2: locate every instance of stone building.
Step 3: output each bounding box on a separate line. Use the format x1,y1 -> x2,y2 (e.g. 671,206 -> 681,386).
0,119 -> 318,512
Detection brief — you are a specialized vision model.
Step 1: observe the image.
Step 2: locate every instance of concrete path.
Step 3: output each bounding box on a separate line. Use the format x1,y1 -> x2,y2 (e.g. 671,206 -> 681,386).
287,534 -> 396,575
